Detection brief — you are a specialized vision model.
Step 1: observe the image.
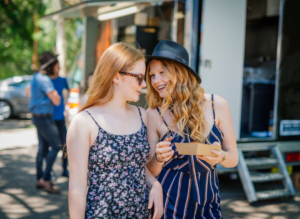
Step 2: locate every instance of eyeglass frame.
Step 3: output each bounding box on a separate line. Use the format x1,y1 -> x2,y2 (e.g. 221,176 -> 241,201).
119,71 -> 146,85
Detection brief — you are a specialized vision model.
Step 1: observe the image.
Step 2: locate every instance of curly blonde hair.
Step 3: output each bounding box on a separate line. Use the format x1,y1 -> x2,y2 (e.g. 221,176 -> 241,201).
146,59 -> 208,143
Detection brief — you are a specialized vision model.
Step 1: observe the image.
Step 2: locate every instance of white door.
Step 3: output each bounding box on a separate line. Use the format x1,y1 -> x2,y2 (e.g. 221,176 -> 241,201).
199,0 -> 247,140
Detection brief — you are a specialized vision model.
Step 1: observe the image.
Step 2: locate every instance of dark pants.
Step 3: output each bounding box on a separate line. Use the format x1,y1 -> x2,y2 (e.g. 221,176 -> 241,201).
33,116 -> 62,180
54,120 -> 68,170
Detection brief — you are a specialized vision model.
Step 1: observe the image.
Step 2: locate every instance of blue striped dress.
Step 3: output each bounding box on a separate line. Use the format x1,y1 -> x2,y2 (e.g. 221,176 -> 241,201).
156,94 -> 224,219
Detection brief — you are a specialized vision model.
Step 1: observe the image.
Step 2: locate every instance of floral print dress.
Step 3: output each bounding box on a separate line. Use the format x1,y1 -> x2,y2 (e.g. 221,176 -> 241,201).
85,107 -> 151,219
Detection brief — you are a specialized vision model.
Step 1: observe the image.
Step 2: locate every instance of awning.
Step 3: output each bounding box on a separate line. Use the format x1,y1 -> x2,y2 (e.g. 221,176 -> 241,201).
42,0 -> 166,20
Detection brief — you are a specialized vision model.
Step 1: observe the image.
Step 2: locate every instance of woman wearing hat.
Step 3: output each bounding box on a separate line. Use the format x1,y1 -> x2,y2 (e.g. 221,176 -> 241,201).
146,40 -> 238,218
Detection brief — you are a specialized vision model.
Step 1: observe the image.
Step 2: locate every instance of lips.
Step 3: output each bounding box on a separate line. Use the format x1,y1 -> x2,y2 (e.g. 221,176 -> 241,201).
157,84 -> 166,92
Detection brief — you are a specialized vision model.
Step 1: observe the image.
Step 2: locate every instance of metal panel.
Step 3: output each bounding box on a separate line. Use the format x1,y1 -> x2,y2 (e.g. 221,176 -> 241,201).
236,141 -> 300,152
42,0 -> 167,20
273,0 -> 284,140
81,17 -> 99,87
275,0 -> 300,141
199,0 -> 247,140
272,146 -> 296,196
190,0 -> 201,73
237,149 -> 257,202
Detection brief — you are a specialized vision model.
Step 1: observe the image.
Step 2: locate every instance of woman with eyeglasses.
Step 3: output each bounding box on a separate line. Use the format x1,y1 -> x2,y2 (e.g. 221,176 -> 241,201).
67,42 -> 163,219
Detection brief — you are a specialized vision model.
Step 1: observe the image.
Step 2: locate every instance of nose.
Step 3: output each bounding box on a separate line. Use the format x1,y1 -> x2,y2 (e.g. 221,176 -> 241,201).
140,79 -> 146,88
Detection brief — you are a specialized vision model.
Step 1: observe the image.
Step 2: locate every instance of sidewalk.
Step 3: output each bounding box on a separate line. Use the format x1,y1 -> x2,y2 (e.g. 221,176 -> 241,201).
0,128 -> 37,150
0,120 -> 69,219
0,120 -> 299,218
0,146 -> 69,219
1,144 -> 300,219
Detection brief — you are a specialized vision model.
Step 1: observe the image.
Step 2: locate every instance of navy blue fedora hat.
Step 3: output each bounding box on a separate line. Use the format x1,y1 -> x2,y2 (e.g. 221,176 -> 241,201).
146,40 -> 201,83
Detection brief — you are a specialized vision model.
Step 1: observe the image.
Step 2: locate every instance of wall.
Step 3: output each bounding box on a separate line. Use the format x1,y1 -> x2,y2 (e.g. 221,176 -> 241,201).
199,0 -> 247,140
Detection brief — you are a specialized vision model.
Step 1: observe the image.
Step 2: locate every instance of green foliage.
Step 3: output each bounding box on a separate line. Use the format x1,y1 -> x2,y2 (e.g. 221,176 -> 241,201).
0,0 -> 45,79
0,0 -> 82,80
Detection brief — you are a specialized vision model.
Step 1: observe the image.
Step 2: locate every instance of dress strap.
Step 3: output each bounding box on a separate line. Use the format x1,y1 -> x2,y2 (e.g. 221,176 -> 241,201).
211,94 -> 216,124
136,106 -> 144,124
156,108 -> 169,128
85,111 -> 100,128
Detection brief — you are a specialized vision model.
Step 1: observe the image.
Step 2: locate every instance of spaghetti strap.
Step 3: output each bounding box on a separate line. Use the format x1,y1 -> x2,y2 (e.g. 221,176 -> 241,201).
211,94 -> 216,124
136,106 -> 144,125
156,108 -> 169,127
85,110 -> 100,128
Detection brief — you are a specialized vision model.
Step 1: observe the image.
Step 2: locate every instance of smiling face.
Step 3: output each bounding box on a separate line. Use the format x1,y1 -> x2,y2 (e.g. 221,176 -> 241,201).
117,60 -> 146,102
148,60 -> 176,98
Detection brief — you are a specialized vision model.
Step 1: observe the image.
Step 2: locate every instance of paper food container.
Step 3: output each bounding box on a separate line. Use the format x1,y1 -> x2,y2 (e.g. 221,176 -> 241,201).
175,143 -> 221,156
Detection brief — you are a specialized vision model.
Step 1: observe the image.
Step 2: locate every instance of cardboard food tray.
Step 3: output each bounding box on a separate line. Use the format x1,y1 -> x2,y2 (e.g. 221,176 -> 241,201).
175,143 -> 221,156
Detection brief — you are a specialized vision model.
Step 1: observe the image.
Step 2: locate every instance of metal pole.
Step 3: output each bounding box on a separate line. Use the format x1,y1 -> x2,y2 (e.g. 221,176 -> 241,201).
190,0 -> 202,74
171,0 -> 179,42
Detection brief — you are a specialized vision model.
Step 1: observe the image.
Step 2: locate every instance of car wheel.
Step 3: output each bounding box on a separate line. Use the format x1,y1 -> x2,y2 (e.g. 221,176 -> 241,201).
0,100 -> 12,120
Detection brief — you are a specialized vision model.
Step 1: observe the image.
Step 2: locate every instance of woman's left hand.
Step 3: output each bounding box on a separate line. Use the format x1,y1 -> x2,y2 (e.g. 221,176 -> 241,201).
148,181 -> 164,219
196,142 -> 224,166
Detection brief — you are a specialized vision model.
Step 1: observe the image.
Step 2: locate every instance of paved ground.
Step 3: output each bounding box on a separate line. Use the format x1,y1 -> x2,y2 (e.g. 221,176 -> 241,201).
0,118 -> 299,219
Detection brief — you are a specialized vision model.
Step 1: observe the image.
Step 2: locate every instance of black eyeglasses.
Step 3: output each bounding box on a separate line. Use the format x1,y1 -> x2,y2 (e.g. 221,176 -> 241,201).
119,71 -> 145,85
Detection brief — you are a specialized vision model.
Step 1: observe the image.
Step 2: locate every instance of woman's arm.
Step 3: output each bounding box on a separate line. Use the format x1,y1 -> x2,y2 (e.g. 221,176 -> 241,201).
146,108 -> 173,177
67,113 -> 91,219
145,167 -> 163,219
197,95 -> 238,168
139,107 -> 163,219
216,95 -> 238,167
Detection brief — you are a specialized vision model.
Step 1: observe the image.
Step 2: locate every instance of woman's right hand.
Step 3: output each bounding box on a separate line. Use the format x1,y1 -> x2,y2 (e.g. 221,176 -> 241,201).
155,137 -> 174,162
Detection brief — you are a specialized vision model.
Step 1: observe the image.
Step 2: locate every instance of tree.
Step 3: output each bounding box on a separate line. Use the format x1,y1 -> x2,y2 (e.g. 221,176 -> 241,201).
0,0 -> 46,79
0,0 -> 82,80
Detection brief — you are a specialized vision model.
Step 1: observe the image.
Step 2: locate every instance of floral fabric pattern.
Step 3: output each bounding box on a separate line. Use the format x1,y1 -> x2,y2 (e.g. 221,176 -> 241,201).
85,109 -> 151,219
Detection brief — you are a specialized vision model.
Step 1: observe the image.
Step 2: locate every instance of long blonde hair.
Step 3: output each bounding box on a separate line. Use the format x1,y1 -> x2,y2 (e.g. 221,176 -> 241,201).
146,59 -> 207,143
80,42 -> 145,112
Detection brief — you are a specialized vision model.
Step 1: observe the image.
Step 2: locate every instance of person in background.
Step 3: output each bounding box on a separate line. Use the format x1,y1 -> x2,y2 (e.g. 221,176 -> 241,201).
29,51 -> 62,194
50,68 -> 70,177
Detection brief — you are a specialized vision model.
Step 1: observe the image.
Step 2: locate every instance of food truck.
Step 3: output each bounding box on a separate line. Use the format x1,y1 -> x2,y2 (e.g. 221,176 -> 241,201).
44,0 -> 300,202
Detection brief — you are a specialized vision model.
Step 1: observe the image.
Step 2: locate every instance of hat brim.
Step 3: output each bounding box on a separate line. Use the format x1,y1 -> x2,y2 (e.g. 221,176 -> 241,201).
145,55 -> 201,84
40,55 -> 59,70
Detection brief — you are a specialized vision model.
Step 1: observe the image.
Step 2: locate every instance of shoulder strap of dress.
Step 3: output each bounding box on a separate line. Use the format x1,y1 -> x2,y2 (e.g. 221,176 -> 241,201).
85,111 -> 100,128
211,94 -> 216,124
136,106 -> 144,123
156,108 -> 169,128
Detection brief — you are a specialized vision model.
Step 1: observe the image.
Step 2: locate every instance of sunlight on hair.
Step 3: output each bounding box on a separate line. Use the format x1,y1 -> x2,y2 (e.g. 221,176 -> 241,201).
146,59 -> 208,143
80,42 -> 145,112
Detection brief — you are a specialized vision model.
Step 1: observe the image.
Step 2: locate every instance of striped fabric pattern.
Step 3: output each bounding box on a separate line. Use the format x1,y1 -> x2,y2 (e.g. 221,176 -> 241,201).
156,94 -> 224,219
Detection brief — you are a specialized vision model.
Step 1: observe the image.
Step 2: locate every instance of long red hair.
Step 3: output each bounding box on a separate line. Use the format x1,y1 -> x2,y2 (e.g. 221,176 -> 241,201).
80,42 -> 145,112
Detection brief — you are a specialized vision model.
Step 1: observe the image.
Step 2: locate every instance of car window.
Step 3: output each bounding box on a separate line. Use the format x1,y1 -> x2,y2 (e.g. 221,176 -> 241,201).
8,80 -> 31,88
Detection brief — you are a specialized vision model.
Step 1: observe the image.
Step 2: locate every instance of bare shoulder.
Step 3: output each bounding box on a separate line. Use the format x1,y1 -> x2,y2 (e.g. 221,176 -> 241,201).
146,107 -> 160,120
203,93 -> 211,101
212,94 -> 229,110
146,107 -> 161,130
69,110 -> 96,133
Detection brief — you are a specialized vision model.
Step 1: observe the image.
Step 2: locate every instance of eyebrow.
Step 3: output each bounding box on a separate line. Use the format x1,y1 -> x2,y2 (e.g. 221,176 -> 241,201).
149,68 -> 164,74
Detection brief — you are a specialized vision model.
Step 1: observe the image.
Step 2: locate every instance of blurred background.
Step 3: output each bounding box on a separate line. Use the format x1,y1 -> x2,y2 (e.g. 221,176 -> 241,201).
0,0 -> 299,218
